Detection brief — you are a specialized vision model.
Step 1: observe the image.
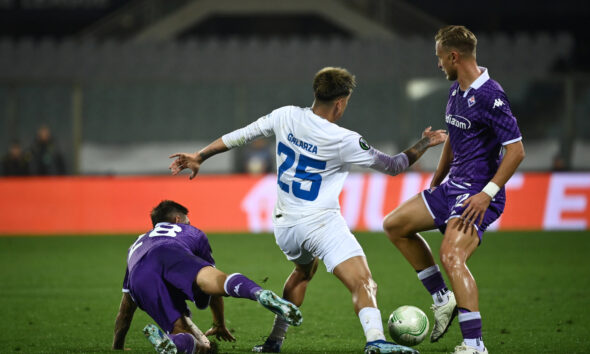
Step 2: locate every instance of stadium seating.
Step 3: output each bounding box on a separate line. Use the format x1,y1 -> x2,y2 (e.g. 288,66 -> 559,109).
0,34 -> 586,174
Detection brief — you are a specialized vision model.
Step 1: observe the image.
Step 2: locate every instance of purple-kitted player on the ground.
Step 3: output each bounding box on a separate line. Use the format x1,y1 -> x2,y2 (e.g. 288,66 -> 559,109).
112,200 -> 302,354
383,26 -> 525,354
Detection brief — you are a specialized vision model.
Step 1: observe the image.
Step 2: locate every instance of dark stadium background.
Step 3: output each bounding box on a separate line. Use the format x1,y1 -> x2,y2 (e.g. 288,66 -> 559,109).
0,0 -> 589,176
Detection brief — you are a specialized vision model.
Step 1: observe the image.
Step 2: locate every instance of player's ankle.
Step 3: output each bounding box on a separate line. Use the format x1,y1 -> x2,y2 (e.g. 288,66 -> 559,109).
432,288 -> 450,306
365,328 -> 386,342
464,337 -> 485,352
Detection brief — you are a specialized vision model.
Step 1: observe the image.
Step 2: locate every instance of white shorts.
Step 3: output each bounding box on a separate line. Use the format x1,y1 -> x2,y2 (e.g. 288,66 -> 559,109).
274,211 -> 365,273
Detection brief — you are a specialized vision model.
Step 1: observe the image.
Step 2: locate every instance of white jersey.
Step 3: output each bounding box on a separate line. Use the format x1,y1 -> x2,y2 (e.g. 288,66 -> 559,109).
222,105 -> 408,226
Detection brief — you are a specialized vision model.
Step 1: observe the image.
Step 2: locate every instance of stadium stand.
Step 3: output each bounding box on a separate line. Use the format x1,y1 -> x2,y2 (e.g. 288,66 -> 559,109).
0,0 -> 587,174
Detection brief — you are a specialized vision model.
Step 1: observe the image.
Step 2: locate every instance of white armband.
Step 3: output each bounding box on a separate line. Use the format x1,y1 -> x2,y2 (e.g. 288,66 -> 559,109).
482,182 -> 500,198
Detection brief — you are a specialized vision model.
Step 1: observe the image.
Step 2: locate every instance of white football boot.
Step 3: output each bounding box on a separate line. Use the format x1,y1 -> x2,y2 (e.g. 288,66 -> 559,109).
430,290 -> 457,342
452,342 -> 488,354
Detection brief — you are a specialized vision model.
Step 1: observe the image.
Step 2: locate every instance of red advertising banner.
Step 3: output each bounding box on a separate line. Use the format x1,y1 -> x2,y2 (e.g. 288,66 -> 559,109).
0,173 -> 588,235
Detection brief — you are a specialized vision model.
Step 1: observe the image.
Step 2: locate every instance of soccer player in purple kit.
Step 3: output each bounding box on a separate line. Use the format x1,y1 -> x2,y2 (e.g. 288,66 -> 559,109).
112,200 -> 302,354
383,26 -> 525,354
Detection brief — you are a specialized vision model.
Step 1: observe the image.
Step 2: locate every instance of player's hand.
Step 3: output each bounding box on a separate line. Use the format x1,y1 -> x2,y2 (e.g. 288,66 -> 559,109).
460,192 -> 491,231
205,325 -> 236,342
422,126 -> 448,147
169,152 -> 201,180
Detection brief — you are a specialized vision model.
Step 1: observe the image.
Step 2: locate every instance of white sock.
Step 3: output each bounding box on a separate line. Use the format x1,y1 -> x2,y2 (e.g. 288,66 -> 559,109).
358,307 -> 386,342
464,337 -> 485,351
268,315 -> 289,342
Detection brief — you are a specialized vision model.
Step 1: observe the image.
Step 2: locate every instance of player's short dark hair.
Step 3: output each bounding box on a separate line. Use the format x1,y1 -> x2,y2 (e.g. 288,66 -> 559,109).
313,67 -> 356,103
150,200 -> 189,226
435,25 -> 477,58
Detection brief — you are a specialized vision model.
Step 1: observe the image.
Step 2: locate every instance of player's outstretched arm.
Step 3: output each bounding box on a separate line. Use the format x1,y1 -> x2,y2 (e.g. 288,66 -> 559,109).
367,127 -> 446,176
461,140 -> 525,228
169,138 -> 229,180
204,295 -> 236,342
112,292 -> 137,350
403,126 -> 448,166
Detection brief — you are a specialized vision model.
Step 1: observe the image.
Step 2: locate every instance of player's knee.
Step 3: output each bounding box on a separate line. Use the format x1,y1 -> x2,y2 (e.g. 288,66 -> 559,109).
196,266 -> 228,295
358,277 -> 378,297
383,213 -> 406,240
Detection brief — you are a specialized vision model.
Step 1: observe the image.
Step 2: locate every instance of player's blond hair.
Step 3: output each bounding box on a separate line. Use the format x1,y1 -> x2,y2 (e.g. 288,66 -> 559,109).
313,67 -> 356,103
435,25 -> 477,58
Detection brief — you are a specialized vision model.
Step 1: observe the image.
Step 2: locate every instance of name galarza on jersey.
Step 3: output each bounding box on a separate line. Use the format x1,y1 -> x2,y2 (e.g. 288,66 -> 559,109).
287,133 -> 318,154
445,114 -> 471,130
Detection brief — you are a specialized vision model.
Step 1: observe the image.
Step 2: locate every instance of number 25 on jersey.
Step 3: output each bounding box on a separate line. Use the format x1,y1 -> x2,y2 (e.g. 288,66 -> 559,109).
277,142 -> 326,201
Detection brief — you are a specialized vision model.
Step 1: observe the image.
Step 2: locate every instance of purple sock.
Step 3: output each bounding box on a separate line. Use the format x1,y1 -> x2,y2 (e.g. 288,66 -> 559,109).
417,265 -> 447,295
168,333 -> 196,354
458,311 -> 483,339
224,273 -> 263,301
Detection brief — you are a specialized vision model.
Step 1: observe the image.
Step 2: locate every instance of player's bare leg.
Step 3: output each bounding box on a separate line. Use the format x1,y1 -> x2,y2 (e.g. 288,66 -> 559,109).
442,218 -> 486,353
332,256 -> 377,313
253,259 -> 318,352
195,266 -> 301,327
333,256 -> 418,354
384,193 -> 457,342
440,218 -> 480,311
383,194 -> 438,270
196,266 -> 228,295
283,258 -> 319,306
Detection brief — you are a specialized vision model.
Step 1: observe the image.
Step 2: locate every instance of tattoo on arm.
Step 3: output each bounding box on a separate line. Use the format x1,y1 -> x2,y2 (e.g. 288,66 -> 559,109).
199,146 -> 223,161
198,138 -> 229,161
403,136 -> 431,166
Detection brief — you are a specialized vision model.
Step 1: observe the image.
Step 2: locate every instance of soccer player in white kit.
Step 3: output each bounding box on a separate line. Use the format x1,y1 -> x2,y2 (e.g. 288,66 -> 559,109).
169,67 -> 447,354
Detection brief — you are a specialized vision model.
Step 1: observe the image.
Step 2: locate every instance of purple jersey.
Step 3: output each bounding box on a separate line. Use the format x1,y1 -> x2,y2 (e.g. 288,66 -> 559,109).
121,223 -> 216,331
445,68 -> 522,183
123,222 -> 215,289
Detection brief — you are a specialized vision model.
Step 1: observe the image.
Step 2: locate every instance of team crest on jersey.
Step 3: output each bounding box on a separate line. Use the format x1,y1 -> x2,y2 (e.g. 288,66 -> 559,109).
359,137 -> 370,150
467,95 -> 476,107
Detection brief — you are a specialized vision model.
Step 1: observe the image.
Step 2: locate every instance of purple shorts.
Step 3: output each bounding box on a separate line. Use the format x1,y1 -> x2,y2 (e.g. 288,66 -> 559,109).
421,180 -> 505,241
128,245 -> 213,333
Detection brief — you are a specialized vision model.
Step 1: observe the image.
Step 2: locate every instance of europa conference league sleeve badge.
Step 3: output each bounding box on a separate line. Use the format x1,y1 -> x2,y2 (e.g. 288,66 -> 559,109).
359,137 -> 371,150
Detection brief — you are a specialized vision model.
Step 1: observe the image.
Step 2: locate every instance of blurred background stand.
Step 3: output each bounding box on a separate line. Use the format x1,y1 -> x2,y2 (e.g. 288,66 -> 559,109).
0,0 -> 588,175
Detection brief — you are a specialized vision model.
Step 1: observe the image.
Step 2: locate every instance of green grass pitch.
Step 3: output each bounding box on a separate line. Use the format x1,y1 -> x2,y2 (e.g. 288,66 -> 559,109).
1,231 -> 589,353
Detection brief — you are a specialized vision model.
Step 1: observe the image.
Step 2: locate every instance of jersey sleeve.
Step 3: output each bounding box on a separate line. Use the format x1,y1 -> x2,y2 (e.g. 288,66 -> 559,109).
122,267 -> 130,293
486,93 -> 522,145
338,132 -> 376,168
188,226 -> 216,265
221,106 -> 287,148
198,237 -> 215,265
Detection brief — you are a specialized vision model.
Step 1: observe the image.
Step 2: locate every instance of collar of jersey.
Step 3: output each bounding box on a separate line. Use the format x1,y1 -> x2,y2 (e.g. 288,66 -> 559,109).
462,66 -> 489,97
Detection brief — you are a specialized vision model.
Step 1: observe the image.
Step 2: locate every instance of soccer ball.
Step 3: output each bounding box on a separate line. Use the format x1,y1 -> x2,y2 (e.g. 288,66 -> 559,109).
387,305 -> 429,347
